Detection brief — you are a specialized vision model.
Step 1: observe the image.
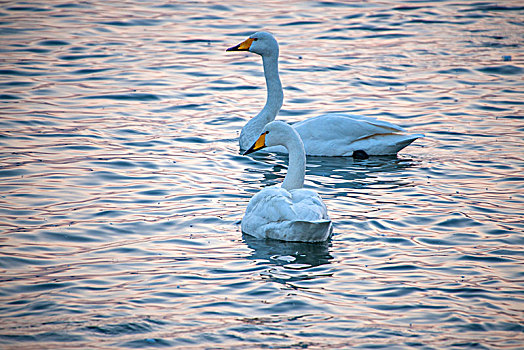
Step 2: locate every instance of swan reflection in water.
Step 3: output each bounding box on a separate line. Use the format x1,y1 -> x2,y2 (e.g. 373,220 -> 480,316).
243,234 -> 333,270
243,152 -> 419,192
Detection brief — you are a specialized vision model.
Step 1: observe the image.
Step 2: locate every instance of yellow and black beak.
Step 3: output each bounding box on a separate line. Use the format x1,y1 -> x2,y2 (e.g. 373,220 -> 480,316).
226,37 -> 254,52
243,131 -> 268,155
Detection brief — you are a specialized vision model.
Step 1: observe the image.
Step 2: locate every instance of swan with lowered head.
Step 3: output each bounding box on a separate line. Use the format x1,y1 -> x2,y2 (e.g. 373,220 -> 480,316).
227,31 -> 424,158
241,120 -> 332,242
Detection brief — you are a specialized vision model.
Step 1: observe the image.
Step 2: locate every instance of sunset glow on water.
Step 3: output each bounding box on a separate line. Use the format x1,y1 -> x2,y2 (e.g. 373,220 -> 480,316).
0,1 -> 523,348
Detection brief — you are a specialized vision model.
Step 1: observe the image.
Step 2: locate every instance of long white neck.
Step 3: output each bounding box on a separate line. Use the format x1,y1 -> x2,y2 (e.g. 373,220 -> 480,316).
261,54 -> 283,118
239,54 -> 283,150
282,130 -> 305,191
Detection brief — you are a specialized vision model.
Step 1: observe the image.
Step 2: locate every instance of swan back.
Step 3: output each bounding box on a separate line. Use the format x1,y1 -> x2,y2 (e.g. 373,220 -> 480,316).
241,186 -> 332,242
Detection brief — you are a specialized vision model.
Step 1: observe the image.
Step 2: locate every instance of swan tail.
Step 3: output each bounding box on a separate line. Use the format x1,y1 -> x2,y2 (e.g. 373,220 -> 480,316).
352,133 -> 424,155
281,220 -> 333,242
393,133 -> 424,152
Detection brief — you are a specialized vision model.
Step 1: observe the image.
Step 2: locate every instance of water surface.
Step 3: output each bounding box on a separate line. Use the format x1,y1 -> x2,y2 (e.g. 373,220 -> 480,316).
0,0 -> 523,348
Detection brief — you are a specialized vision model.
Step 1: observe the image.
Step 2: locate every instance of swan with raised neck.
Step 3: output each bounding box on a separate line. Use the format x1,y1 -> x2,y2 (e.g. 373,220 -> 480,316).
227,31 -> 283,151
242,120 -> 332,242
227,31 -> 424,157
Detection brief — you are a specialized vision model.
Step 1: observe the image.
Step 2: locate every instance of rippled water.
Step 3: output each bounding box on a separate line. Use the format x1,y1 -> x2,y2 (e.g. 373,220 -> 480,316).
1,0 -> 523,348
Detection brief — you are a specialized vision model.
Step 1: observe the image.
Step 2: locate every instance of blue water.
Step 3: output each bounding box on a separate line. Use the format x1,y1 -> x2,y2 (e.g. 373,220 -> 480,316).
0,0 -> 523,348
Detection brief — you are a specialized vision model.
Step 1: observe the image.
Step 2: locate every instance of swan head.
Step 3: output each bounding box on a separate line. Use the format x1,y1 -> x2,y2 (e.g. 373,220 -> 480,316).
226,31 -> 278,57
243,121 -> 296,155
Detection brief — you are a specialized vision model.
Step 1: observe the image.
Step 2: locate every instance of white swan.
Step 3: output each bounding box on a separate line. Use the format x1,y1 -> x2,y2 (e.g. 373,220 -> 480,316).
227,31 -> 424,157
241,120 -> 332,242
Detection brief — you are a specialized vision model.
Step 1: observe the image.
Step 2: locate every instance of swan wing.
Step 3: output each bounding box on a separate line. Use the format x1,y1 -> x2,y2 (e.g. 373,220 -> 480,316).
294,113 -> 404,138
292,113 -> 422,156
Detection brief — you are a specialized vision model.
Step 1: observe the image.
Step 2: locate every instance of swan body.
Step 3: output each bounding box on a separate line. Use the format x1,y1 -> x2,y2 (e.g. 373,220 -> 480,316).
227,31 -> 423,157
241,121 -> 332,242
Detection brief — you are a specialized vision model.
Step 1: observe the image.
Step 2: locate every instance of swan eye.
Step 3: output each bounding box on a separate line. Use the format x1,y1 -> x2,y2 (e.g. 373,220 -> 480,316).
253,38 -> 258,41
